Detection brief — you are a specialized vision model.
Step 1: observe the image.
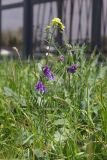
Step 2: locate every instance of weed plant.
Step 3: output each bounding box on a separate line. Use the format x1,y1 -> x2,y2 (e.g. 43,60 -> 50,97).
0,18 -> 107,160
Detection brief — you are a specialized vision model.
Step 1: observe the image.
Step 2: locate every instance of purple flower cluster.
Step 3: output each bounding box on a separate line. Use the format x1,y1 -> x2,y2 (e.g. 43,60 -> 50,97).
35,65 -> 55,93
35,81 -> 47,93
58,55 -> 64,62
43,65 -> 55,80
35,56 -> 78,93
67,64 -> 78,73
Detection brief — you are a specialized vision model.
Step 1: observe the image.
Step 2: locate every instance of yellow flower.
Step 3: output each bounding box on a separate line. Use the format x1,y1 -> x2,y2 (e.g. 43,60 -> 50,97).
51,18 -> 65,30
45,25 -> 51,32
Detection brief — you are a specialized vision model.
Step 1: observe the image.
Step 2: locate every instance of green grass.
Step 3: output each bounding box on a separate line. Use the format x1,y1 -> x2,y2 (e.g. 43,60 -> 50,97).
0,45 -> 107,160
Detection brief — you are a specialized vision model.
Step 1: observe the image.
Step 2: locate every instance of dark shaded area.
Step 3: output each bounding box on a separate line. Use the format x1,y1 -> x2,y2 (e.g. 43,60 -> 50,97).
23,0 -> 33,58
91,0 -> 102,51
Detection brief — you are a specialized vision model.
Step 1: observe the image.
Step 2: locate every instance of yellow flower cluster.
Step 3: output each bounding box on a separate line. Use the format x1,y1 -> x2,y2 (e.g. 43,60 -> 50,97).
45,18 -> 65,32
51,18 -> 65,30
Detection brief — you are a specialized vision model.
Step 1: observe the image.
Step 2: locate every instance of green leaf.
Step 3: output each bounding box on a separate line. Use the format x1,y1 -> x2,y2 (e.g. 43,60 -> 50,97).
3,87 -> 18,100
54,118 -> 68,126
33,149 -> 44,158
23,134 -> 34,145
20,96 -> 27,107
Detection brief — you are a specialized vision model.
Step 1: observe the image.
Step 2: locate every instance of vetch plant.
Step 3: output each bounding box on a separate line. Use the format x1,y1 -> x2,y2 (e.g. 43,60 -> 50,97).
58,55 -> 65,62
67,64 -> 78,73
43,65 -> 55,80
35,81 -> 47,93
0,18 -> 107,160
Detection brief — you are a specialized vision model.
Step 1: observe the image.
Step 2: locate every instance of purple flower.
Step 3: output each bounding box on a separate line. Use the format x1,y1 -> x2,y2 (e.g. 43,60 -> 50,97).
43,65 -> 55,80
58,55 -> 64,62
67,64 -> 78,73
35,81 -> 47,93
